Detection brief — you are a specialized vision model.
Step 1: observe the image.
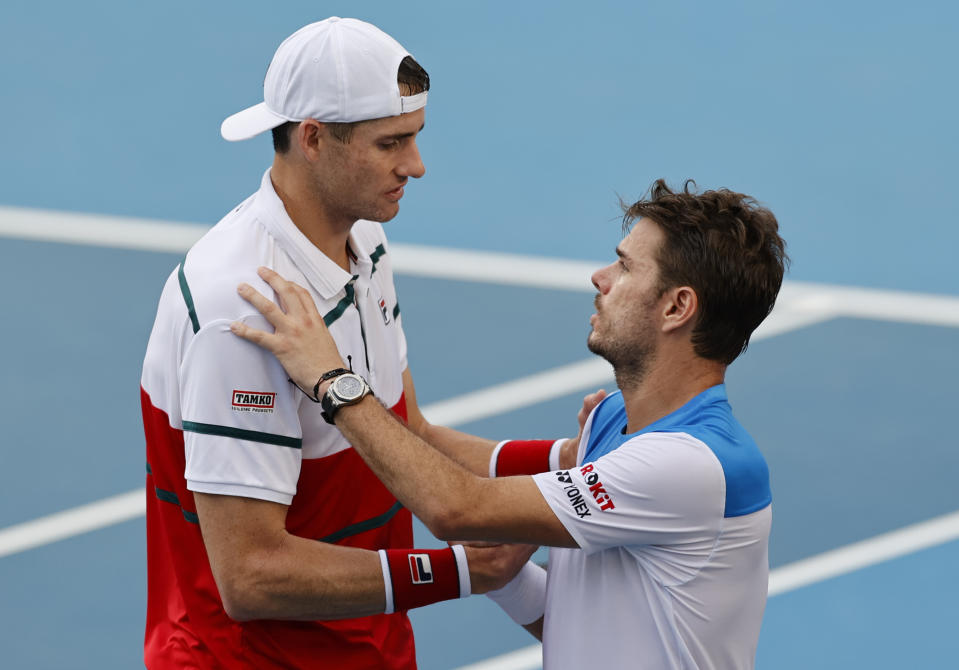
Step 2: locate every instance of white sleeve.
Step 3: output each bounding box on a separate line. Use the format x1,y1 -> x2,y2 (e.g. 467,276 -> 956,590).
532,432 -> 726,554
180,315 -> 303,504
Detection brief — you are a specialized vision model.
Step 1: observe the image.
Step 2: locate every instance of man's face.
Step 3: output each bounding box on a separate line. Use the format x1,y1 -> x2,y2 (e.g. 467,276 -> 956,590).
587,218 -> 666,382
311,108 -> 426,226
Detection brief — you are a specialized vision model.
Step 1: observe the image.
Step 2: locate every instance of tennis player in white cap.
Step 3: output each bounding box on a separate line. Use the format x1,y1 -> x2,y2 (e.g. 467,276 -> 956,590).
140,17 -> 586,669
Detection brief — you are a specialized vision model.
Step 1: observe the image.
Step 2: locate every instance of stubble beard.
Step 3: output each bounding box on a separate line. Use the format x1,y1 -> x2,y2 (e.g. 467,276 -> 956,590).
312,148 -> 400,225
587,295 -> 658,394
588,329 -> 656,394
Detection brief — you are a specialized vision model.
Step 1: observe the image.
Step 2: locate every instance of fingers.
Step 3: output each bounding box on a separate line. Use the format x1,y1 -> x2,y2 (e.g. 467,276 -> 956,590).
237,282 -> 286,326
584,389 -> 607,411
578,389 -> 607,422
257,266 -> 324,323
255,266 -> 304,316
229,319 -> 272,349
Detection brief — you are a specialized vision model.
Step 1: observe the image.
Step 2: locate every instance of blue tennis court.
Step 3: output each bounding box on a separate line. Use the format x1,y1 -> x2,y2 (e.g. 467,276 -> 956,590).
1,1 -> 958,668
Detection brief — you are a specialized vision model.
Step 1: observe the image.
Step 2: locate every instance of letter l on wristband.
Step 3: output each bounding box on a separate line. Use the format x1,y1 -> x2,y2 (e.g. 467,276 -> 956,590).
379,545 -> 471,613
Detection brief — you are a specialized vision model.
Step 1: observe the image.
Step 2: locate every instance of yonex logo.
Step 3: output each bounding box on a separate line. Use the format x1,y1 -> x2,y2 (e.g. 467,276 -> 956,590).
408,553 -> 434,584
232,390 -> 276,412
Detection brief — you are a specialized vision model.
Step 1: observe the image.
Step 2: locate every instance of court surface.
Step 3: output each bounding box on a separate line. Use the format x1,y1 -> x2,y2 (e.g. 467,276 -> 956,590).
1,1 -> 958,668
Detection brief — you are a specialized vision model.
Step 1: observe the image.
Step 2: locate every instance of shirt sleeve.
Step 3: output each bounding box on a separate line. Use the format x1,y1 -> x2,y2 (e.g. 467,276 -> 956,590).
180,314 -> 303,504
532,432 -> 726,555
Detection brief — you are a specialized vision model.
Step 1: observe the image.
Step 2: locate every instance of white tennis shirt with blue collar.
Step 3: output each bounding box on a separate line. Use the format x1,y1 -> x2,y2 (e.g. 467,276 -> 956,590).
531,385 -> 771,670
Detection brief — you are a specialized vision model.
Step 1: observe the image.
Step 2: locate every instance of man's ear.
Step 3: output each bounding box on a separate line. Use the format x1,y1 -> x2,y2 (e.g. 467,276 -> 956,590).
296,119 -> 326,161
661,286 -> 698,334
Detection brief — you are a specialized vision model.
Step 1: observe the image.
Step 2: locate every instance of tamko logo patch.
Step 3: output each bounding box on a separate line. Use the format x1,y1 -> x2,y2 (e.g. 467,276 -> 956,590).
232,390 -> 276,413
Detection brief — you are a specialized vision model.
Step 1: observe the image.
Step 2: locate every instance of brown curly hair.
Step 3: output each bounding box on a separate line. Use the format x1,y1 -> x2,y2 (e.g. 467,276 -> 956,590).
623,179 -> 789,365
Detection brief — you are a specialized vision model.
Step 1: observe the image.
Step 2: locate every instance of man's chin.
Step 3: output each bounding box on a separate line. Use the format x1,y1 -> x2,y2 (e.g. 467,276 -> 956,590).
367,204 -> 401,224
586,334 -> 604,359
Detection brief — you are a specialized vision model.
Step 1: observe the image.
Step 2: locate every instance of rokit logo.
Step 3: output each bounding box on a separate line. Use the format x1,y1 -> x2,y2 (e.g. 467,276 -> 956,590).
554,470 -> 591,518
579,464 -> 616,511
232,390 -> 276,413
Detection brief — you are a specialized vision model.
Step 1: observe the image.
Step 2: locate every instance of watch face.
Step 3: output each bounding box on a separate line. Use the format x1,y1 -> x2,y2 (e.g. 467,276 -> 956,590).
334,375 -> 366,400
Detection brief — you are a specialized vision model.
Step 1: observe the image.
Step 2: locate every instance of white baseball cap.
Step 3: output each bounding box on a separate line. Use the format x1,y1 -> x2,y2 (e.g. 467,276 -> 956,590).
221,17 -> 428,141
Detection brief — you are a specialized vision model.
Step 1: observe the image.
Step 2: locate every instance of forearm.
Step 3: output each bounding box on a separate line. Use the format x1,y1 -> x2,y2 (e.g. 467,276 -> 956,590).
415,421 -> 497,476
213,533 -> 386,621
413,418 -> 573,477
336,397 -> 486,539
196,490 -> 476,621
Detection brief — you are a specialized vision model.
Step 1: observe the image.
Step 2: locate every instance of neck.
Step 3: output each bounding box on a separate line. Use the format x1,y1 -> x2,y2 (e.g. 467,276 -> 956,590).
619,351 -> 725,433
271,156 -> 353,271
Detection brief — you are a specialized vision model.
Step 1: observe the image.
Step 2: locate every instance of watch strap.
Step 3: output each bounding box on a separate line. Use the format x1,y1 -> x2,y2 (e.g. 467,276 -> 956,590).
312,367 -> 351,402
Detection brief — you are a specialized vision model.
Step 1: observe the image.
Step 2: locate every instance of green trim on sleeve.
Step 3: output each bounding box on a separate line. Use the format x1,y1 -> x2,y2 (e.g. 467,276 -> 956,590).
177,261 -> 200,334
182,421 -> 302,449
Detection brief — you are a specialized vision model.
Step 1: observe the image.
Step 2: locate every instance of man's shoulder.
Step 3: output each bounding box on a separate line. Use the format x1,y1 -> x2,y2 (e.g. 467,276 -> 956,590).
177,200 -> 281,329
649,414 -> 771,518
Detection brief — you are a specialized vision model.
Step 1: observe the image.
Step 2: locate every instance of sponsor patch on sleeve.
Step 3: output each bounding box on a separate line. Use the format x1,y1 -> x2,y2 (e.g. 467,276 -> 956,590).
579,463 -> 616,511
232,390 -> 276,413
553,470 -> 592,518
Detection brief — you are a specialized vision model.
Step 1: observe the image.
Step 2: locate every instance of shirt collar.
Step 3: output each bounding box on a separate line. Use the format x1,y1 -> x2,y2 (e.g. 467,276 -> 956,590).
632,384 -> 728,437
252,168 -> 375,300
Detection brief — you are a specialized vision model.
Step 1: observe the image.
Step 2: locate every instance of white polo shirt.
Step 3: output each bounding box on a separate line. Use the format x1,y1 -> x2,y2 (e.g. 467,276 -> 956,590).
532,386 -> 771,670
143,169 -> 409,503
140,168 -> 418,668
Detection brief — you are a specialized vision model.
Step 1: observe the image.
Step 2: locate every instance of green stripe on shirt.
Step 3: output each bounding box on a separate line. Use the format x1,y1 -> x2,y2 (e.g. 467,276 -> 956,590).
182,421 -> 302,449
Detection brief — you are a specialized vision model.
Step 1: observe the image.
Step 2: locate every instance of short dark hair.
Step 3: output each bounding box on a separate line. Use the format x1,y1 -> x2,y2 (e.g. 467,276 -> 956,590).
623,179 -> 788,365
272,56 -> 430,153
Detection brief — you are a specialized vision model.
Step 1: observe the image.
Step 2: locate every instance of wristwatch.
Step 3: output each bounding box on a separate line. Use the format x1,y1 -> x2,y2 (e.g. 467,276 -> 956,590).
320,373 -> 372,424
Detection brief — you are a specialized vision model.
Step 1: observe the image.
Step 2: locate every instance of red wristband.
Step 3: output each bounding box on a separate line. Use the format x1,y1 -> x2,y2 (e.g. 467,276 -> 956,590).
494,439 -> 556,477
381,547 -> 468,613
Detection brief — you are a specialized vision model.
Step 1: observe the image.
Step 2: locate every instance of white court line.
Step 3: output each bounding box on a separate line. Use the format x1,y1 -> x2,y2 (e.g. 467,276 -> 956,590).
0,490 -> 145,559
0,206 -> 597,292
3,205 -> 959,323
767,508 -> 959,595
460,508 -> 959,670
422,358 -> 614,426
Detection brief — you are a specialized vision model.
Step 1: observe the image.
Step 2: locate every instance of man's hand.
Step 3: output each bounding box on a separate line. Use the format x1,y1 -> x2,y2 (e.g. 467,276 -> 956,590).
231,267 -> 345,394
558,389 -> 607,469
463,542 -> 538,594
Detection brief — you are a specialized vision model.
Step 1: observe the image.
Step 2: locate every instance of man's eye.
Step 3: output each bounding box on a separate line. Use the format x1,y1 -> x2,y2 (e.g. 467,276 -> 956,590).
379,140 -> 399,150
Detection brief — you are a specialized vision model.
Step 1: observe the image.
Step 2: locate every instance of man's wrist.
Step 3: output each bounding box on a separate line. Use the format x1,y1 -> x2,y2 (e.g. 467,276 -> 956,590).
312,367 -> 351,401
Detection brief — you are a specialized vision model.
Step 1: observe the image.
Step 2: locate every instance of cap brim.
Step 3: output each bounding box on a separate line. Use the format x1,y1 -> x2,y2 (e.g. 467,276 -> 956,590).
221,102 -> 288,141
